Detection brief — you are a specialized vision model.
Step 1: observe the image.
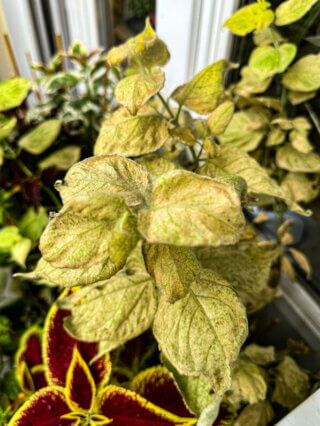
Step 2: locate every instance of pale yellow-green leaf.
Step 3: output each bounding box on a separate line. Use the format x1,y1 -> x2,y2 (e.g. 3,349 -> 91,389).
281,172 -> 320,203
0,226 -> 24,251
18,119 -> 61,155
239,285 -> 281,314
137,155 -> 177,177
0,114 -> 17,140
289,129 -> 313,154
107,44 -> 129,66
11,238 -> 32,268
171,60 -> 227,114
123,241 -> 147,275
94,105 -> 169,157
288,248 -> 311,279
203,138 -> 220,159
253,27 -> 284,46
272,356 -> 310,410
153,269 -> 248,395
40,194 -> 138,269
115,69 -> 165,115
235,67 -> 272,96
39,146 -> 81,170
143,243 -> 200,302
18,206 -> 48,243
219,107 -> 270,152
0,77 -> 31,112
196,238 -> 277,293
288,90 -> 316,105
276,144 -> 320,172
138,170 -> 245,247
198,145 -> 308,215
271,117 -> 294,130
292,117 -> 312,131
234,401 -> 274,426
224,2 -> 274,36
275,0 -> 319,26
169,127 -> 197,146
15,257 -> 121,288
266,126 -> 285,146
283,54 -> 320,92
278,43 -> 298,72
237,96 -> 281,111
227,361 -> 267,405
242,344 -> 275,365
55,155 -> 152,211
207,101 -> 234,136
64,273 -> 157,350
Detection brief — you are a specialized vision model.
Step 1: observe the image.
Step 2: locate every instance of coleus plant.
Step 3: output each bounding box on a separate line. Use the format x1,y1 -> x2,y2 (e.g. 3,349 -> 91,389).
17,18 -> 313,424
223,0 -> 320,206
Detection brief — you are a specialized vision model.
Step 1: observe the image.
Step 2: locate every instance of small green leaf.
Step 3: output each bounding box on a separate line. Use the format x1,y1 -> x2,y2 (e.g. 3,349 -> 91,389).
153,269 -> 248,395
11,238 -> 31,267
95,105 -> 169,157
207,101 -> 234,136
224,2 -> 274,36
39,146 -> 81,170
278,43 -> 297,72
234,401 -> 274,426
0,78 -> 31,111
275,0 -> 319,26
55,155 -> 152,211
242,344 -> 275,365
138,170 -> 245,247
64,273 -> 157,350
115,69 -> 165,114
283,54 -> 320,92
18,206 -> 49,243
272,356 -> 310,410
40,194 -> 138,269
0,114 -> 17,140
276,144 -> 320,172
143,243 -> 200,302
18,119 -> 61,155
171,60 -> 227,114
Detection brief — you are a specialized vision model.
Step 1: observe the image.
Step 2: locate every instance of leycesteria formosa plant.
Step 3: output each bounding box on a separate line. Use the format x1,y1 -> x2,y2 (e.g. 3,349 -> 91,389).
16,16 -> 313,424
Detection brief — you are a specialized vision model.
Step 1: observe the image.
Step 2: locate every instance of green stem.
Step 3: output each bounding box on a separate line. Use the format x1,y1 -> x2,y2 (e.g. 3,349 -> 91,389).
17,159 -> 32,177
157,93 -> 174,119
174,103 -> 182,124
190,146 -> 198,169
41,184 -> 62,210
280,86 -> 287,117
305,101 -> 320,136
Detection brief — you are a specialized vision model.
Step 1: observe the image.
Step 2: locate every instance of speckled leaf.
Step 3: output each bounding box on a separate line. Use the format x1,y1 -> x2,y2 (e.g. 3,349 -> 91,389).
239,285 -> 280,314
219,107 -> 270,152
137,155 -> 177,177
266,126 -> 285,146
242,344 -> 275,365
281,172 -> 320,204
40,194 -> 138,269
289,130 -> 313,154
234,401 -> 274,426
283,54 -> 320,92
275,0 -> 318,26
227,362 -> 267,405
0,114 -> 16,140
95,105 -> 169,157
39,146 -> 81,170
171,60 -> 227,114
169,127 -> 197,146
115,69 -> 165,115
207,101 -> 234,136
0,77 -> 31,111
143,243 -> 200,302
138,170 -> 245,247
276,144 -> 320,172
56,155 -> 152,211
224,2 -> 274,36
18,119 -> 61,155
153,269 -> 248,395
272,356 -> 310,410
64,273 -> 157,351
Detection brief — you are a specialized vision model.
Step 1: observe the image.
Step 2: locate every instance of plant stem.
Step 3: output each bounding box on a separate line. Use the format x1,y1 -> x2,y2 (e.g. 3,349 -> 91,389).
189,146 -> 198,169
305,101 -> 320,136
41,183 -> 62,210
175,103 -> 182,124
17,159 -> 32,177
157,93 -> 174,119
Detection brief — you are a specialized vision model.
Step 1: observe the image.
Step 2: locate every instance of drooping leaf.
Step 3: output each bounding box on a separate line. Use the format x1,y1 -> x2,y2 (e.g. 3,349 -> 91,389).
272,356 -> 310,410
207,101 -> 234,136
242,344 -> 275,365
64,273 -> 157,351
171,60 -> 227,114
234,401 -> 274,426
0,77 -> 31,112
198,145 -> 308,215
18,119 -> 61,155
40,193 -> 138,269
115,69 -> 165,114
281,172 -> 320,203
169,127 -> 197,146
137,155 -> 177,177
282,54 -> 320,92
138,170 -> 245,247
0,114 -> 17,139
224,2 -> 274,36
227,362 -> 267,405
95,105 -> 169,157
219,107 -> 270,152
288,248 -> 311,279
39,146 -> 81,171
153,269 -> 248,395
143,243 -> 200,302
235,67 -> 272,96
288,90 -> 316,105
275,0 -> 319,26
276,144 -> 320,172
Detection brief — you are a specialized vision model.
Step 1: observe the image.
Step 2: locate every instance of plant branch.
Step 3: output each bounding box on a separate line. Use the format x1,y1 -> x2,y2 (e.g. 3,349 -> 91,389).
157,93 -> 174,119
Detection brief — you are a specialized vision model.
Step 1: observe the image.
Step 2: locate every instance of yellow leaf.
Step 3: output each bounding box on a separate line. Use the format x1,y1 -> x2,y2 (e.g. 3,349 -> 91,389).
283,54 -> 320,92
276,144 -> 320,172
281,172 -> 319,203
288,248 -> 311,279
169,127 -> 197,146
275,0 -> 319,26
207,101 -> 234,136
